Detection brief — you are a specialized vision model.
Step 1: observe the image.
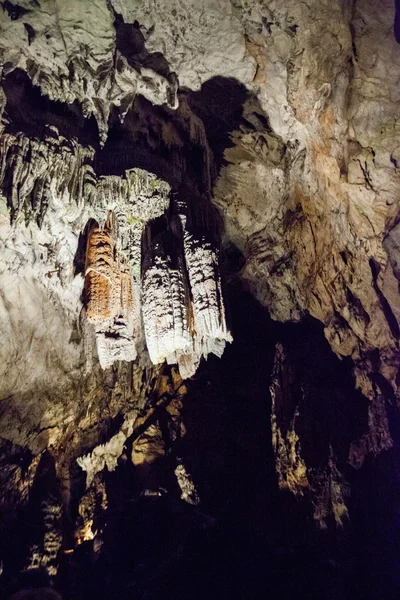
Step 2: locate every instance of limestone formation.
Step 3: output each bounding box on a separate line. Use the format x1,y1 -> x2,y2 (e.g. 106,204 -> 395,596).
0,131 -> 96,225
0,0 -> 400,593
142,232 -> 193,372
142,199 -> 232,379
174,462 -> 200,506
0,0 -> 398,404
178,200 -> 232,374
211,0 -> 400,406
84,213 -> 136,369
0,0 -> 178,144
77,412 -> 138,487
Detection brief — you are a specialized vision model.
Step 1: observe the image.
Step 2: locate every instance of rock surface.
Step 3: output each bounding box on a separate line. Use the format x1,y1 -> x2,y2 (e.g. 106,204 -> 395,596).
0,0 -> 399,595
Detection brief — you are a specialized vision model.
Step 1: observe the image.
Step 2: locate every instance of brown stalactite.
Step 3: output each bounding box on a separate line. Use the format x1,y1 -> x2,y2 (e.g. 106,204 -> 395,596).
84,218 -> 115,322
0,1 -> 399,596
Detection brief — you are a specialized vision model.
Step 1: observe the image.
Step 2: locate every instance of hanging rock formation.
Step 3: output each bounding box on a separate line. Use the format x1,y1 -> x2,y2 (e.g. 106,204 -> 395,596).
84,213 -> 136,369
142,224 -> 193,373
81,178 -> 231,374
0,131 -> 96,225
142,199 -> 232,378
177,199 -> 232,374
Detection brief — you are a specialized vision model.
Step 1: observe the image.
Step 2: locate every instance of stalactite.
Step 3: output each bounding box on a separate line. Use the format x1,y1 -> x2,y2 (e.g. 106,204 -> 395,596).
310,446 -> 350,529
0,132 -> 96,224
177,198 -> 232,373
84,217 -> 115,322
92,170 -> 172,364
0,126 -> 230,378
96,169 -> 170,224
142,228 -> 194,374
84,213 -> 137,369
140,196 -> 232,378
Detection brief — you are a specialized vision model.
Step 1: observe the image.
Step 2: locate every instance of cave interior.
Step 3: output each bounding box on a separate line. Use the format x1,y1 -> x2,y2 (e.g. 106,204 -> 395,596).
1,1 -> 400,599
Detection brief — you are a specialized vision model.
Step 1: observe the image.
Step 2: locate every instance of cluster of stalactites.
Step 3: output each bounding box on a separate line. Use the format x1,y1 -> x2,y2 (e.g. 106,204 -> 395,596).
0,131 -> 96,224
85,195 -> 232,378
0,131 -> 172,229
96,171 -> 170,281
84,213 -> 137,369
0,128 -> 232,377
141,229 -> 194,377
141,199 -> 232,379
97,170 -> 171,222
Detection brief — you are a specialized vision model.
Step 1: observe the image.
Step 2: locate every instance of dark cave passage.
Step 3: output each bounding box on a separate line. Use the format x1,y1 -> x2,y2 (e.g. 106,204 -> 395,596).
4,280 -> 397,600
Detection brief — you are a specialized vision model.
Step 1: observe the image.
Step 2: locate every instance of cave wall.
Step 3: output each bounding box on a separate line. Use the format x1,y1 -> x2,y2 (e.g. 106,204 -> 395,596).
0,0 -> 399,598
1,0 -> 399,419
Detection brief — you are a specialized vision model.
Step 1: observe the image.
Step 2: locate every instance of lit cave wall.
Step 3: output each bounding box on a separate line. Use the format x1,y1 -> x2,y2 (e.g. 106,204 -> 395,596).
1,1 -> 400,599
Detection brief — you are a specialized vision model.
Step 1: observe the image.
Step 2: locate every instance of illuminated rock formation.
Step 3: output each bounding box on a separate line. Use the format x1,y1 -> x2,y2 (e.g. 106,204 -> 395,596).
178,200 -> 232,370
142,225 -> 193,376
0,122 -> 230,376
77,412 -> 138,488
84,213 -> 136,369
174,463 -> 200,506
1,1 -> 400,595
141,201 -> 232,379
0,132 -> 96,225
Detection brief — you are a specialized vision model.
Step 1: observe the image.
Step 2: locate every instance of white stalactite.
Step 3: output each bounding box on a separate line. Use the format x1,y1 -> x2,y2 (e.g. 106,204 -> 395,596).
141,198 -> 232,378
0,129 -> 231,378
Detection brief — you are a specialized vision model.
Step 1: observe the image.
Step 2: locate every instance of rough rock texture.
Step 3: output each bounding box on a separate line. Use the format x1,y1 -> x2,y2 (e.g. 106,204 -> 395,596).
0,0 -> 178,143
116,0 -> 256,90
0,149 -> 160,454
77,411 -> 138,487
142,200 -> 232,378
142,231 -> 193,371
0,131 -> 95,225
212,0 -> 400,408
0,0 -> 398,403
0,0 -> 400,596
84,213 -> 137,369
